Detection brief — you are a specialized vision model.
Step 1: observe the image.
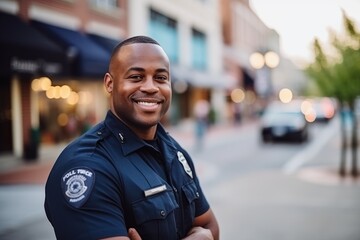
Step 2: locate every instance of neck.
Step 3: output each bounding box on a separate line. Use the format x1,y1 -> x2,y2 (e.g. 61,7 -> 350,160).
136,126 -> 157,140
110,110 -> 158,140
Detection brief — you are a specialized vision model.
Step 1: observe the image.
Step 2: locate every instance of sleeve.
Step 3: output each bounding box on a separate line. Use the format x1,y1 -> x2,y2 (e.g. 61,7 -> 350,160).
45,156 -> 128,240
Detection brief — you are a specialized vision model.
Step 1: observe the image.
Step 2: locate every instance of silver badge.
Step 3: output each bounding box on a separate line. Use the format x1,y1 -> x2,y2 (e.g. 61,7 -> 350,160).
177,151 -> 193,178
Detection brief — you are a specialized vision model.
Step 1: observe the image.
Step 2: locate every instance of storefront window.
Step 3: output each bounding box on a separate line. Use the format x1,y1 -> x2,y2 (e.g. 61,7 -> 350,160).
34,79 -> 107,144
191,28 -> 207,70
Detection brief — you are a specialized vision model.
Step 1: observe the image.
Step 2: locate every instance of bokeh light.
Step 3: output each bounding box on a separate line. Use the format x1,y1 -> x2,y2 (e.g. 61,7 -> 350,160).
39,77 -> 52,91
60,85 -> 71,99
67,91 -> 79,105
57,113 -> 68,127
278,88 -> 293,103
249,52 -> 265,69
230,88 -> 245,103
264,51 -> 280,68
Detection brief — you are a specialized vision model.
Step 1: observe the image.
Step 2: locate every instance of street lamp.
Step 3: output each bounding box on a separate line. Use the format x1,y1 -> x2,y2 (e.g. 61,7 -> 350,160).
249,50 -> 279,98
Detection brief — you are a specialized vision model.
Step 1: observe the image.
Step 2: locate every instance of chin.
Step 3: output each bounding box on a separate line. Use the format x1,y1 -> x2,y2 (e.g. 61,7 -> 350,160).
137,119 -> 160,128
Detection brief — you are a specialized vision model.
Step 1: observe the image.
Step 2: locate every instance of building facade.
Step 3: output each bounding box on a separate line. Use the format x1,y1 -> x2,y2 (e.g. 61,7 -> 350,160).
221,0 -> 281,121
0,0 -> 290,162
128,0 -> 231,125
0,0 -> 127,158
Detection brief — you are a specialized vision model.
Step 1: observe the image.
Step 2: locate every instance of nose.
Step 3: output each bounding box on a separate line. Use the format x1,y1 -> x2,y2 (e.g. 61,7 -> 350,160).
140,76 -> 159,93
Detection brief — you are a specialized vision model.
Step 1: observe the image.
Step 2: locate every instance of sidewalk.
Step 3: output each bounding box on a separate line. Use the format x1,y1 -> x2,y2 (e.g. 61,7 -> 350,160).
0,143 -> 67,185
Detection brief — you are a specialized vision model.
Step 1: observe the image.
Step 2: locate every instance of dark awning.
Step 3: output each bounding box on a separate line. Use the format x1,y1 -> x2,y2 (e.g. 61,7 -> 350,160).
87,33 -> 120,54
0,11 -> 67,77
31,21 -> 110,78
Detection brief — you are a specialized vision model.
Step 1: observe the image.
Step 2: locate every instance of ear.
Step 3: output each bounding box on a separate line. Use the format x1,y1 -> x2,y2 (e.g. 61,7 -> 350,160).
104,73 -> 113,93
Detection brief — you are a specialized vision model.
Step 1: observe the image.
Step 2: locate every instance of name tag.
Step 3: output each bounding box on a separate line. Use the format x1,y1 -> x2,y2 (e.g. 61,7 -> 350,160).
144,185 -> 167,197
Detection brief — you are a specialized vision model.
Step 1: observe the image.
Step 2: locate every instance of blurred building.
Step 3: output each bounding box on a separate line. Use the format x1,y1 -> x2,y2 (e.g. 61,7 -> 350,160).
221,0 -> 281,121
0,0 -> 127,158
272,57 -> 308,98
1,0 -> 294,160
128,0 -> 229,125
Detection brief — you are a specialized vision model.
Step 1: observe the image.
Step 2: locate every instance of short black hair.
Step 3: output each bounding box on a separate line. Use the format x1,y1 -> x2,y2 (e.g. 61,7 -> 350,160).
119,35 -> 160,46
110,35 -> 160,60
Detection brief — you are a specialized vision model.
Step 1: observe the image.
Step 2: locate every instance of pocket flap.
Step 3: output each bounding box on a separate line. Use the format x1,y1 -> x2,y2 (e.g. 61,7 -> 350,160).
182,181 -> 199,204
132,190 -> 178,225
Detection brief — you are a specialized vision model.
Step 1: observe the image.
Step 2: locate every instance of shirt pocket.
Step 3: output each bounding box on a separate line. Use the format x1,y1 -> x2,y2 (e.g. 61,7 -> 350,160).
132,190 -> 179,239
182,181 -> 200,204
181,180 -> 200,224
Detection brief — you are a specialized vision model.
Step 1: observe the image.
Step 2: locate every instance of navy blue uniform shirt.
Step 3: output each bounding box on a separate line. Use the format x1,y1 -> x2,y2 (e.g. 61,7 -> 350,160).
45,111 -> 210,240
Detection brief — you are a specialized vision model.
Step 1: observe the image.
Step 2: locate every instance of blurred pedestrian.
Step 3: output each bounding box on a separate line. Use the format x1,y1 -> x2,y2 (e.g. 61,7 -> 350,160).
44,36 -> 219,240
233,103 -> 242,125
193,99 -> 210,150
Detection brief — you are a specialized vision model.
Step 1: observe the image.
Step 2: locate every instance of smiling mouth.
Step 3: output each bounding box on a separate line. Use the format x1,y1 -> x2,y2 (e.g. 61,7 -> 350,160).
136,101 -> 159,106
133,97 -> 164,108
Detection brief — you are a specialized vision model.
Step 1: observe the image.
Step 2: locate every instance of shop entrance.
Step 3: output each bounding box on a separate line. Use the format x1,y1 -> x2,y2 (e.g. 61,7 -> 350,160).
0,78 -> 13,153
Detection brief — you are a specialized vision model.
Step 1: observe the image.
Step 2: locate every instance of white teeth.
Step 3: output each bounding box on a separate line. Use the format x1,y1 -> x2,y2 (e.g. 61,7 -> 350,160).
137,101 -> 157,106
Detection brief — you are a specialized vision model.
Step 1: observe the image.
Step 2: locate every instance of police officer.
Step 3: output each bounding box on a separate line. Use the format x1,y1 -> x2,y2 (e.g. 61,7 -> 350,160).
45,35 -> 219,240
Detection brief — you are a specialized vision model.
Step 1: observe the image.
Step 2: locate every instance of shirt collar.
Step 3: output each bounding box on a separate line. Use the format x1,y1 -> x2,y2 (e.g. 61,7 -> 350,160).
104,110 -> 177,156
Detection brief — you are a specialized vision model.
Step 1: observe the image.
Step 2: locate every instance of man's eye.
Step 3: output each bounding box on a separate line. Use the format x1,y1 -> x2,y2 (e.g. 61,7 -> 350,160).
155,75 -> 168,82
129,75 -> 143,81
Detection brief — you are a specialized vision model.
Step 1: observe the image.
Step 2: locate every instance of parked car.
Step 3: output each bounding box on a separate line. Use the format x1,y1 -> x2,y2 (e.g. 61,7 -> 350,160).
260,100 -> 309,143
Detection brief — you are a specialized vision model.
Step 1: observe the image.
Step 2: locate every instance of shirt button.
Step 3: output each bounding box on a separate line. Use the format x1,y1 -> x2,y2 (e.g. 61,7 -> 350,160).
196,192 -> 200,197
97,131 -> 102,135
160,210 -> 166,217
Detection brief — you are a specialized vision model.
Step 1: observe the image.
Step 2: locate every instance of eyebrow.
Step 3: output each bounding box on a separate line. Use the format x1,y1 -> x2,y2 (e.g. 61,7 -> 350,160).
155,68 -> 170,75
125,67 -> 169,75
126,67 -> 145,73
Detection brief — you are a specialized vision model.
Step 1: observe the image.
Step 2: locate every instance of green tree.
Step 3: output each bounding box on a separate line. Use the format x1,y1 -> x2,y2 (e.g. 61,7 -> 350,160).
306,11 -> 360,177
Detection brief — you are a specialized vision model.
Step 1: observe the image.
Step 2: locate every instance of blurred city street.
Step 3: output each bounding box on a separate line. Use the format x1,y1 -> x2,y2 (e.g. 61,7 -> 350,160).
0,115 -> 359,240
1,1 -> 360,239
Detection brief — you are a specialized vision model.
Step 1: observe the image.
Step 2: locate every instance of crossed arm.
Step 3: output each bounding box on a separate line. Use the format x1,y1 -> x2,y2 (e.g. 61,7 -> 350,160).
101,208 -> 219,240
183,208 -> 219,240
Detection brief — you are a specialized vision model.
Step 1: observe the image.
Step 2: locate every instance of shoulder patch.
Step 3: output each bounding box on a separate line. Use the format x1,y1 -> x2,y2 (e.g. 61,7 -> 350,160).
61,167 -> 95,208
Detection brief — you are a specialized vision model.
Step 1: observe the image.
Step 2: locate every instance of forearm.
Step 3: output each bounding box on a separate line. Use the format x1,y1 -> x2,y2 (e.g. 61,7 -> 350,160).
186,209 -> 219,240
182,226 -> 214,240
204,220 -> 219,240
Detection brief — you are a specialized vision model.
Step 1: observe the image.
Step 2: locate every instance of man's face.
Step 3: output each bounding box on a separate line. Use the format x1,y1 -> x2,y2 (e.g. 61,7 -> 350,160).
106,43 -> 171,132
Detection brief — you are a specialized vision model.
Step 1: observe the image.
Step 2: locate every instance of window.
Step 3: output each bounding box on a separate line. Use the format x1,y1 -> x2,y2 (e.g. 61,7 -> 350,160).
89,0 -> 118,11
149,9 -> 179,64
191,28 -> 207,70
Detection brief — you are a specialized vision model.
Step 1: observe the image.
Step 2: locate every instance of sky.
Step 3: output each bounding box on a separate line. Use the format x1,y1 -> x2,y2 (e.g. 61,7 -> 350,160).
249,0 -> 360,67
